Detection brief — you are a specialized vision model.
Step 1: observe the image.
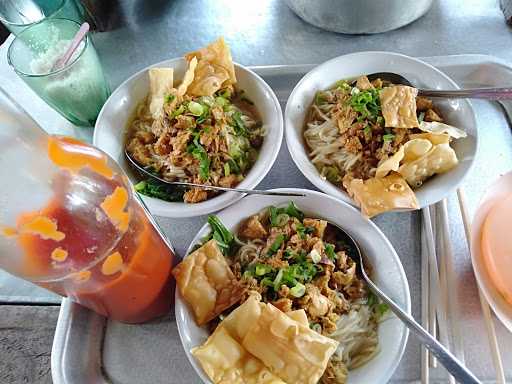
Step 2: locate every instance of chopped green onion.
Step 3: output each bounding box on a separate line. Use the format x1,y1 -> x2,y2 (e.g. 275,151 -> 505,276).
290,282 -> 306,298
242,270 -> 254,279
367,291 -> 378,307
261,277 -> 274,287
382,133 -> 395,142
164,94 -> 175,104
314,92 -> 327,105
275,213 -> 289,227
170,105 -> 186,119
268,234 -> 285,256
309,249 -> 321,264
310,322 -> 322,333
223,162 -> 230,177
376,116 -> 384,126
255,263 -> 273,276
363,126 -> 372,136
376,302 -> 389,317
188,101 -> 204,116
334,80 -> 351,90
215,96 -> 228,107
273,269 -> 284,291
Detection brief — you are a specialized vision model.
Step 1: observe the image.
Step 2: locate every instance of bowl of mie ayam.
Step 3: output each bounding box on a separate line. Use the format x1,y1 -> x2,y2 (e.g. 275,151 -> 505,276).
175,189 -> 411,384
285,51 -> 478,217
94,39 -> 283,218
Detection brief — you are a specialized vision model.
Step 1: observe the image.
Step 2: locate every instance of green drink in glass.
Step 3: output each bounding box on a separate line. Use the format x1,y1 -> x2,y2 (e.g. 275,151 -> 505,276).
7,18 -> 109,127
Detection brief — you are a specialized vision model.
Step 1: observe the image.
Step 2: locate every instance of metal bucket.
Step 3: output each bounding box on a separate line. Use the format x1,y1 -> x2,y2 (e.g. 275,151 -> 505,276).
285,0 -> 433,34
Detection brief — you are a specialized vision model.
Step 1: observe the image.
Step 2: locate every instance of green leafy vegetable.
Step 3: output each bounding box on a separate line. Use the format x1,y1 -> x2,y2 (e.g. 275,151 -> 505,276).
315,91 -> 328,105
325,243 -> 337,261
323,166 -> 340,183
267,234 -> 285,256
207,215 -> 235,255
232,111 -> 247,136
285,202 -> 304,221
134,179 -> 184,202
363,126 -> 372,136
296,223 -> 315,239
187,138 -> 210,180
382,133 -> 395,142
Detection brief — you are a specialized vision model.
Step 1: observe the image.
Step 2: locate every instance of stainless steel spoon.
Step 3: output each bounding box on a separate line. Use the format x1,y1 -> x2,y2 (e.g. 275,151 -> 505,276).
367,72 -> 512,100
125,149 -> 305,197
327,222 -> 482,384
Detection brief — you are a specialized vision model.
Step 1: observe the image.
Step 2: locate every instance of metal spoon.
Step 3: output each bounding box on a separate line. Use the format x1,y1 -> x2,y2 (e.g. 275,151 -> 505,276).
327,222 -> 482,384
125,149 -> 305,197
367,72 -> 512,100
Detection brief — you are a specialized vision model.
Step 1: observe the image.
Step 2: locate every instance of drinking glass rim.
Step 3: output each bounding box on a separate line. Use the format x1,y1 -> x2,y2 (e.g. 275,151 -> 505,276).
7,18 -> 89,78
0,0 -> 66,27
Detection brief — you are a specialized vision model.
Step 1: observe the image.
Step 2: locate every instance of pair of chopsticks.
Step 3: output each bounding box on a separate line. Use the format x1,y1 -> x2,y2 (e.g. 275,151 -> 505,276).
420,189 -> 506,384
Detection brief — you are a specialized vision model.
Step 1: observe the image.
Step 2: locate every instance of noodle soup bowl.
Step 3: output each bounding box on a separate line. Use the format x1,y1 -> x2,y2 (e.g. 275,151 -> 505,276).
285,51 -> 478,210
94,58 -> 283,217
176,189 -> 411,384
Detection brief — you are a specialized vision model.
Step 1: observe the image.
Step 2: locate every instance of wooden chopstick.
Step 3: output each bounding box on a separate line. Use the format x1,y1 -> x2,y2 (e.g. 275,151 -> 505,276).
422,207 -> 456,381
428,206 -> 438,369
421,221 -> 430,384
438,199 -> 466,363
456,188 -> 506,384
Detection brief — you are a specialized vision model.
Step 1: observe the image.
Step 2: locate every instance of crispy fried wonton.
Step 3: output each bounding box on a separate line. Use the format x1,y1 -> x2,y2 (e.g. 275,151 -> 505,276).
344,172 -> 419,217
242,303 -> 338,384
184,37 -> 237,97
172,239 -> 245,325
380,85 -> 419,128
148,68 -> 174,118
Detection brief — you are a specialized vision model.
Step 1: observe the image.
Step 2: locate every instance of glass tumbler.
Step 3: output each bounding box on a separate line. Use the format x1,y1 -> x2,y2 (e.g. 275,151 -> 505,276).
7,18 -> 110,127
0,88 -> 175,324
0,0 -> 83,35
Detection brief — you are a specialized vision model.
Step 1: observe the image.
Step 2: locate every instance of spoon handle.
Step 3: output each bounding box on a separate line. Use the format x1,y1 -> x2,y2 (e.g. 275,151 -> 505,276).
365,278 -> 482,384
419,87 -> 512,100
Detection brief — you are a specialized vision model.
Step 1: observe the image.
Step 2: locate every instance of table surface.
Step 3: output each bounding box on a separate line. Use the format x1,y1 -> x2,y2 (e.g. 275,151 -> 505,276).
1,0 -> 512,383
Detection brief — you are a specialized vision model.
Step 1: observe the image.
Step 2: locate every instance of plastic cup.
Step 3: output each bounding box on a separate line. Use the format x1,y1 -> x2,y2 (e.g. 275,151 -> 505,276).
0,88 -> 175,323
7,18 -> 110,127
0,0 -> 84,35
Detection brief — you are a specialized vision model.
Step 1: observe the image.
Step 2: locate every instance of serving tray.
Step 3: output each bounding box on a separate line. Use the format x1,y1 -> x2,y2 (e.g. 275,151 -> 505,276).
51,55 -> 512,384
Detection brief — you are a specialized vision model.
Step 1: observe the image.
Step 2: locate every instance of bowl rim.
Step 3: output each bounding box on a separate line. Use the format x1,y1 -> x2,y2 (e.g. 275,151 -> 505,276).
470,172 -> 512,332
93,58 -> 284,218
175,187 -> 411,384
284,50 -> 479,210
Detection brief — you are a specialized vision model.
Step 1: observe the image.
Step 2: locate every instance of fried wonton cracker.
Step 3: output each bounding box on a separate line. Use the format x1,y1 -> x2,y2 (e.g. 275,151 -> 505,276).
418,121 -> 467,139
184,37 -> 237,96
380,85 -> 419,128
148,68 -> 174,118
192,327 -> 285,384
398,142 -> 458,188
409,132 -> 450,145
177,56 -> 198,97
172,239 -> 245,325
242,303 -> 338,384
345,172 -> 419,217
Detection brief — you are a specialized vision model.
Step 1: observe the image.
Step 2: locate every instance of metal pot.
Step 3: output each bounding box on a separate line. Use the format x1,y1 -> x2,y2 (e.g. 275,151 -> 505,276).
285,0 -> 433,34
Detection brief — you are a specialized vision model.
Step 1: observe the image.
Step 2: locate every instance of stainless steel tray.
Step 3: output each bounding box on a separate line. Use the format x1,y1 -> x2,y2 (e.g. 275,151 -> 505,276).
51,55 -> 512,384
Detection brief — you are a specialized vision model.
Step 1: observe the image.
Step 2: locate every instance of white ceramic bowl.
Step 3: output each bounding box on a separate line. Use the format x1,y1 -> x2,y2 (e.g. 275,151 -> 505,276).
176,189 -> 411,384
94,58 -> 283,217
471,172 -> 512,332
285,51 -> 478,209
